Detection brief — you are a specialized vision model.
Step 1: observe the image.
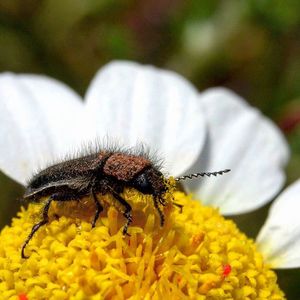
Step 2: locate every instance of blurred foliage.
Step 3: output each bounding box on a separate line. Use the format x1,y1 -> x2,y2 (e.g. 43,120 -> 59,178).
0,1 -> 299,298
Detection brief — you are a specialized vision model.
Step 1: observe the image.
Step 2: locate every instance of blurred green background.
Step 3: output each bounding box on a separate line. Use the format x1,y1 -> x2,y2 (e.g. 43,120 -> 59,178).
0,0 -> 299,298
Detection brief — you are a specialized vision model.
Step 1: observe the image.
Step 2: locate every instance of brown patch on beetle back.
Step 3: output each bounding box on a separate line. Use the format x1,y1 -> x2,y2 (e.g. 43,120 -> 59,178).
104,153 -> 151,181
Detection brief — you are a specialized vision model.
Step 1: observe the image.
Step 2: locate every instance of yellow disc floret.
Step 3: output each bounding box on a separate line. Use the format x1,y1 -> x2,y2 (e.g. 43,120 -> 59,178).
0,187 -> 285,299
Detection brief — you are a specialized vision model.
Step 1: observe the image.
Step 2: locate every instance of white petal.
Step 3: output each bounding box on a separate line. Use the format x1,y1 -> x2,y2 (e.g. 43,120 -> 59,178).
0,73 -> 88,185
85,61 -> 206,176
183,88 -> 289,215
256,179 -> 300,268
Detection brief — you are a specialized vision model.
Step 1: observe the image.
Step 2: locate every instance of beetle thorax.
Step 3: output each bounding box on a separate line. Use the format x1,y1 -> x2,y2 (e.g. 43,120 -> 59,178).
103,153 -> 151,181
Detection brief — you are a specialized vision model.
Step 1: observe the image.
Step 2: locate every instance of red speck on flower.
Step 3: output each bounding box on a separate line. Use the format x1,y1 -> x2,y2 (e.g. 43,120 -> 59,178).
222,264 -> 232,277
19,294 -> 28,300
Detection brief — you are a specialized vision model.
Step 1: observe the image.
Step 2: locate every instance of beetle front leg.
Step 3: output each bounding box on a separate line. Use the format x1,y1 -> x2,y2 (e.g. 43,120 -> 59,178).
173,202 -> 183,213
153,196 -> 165,227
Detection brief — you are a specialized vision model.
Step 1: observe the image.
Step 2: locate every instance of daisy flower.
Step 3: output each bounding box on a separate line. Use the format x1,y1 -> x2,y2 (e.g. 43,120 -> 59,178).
0,61 -> 299,299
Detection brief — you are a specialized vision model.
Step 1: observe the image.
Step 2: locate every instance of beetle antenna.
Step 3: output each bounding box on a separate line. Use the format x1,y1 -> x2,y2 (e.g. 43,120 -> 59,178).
175,169 -> 231,182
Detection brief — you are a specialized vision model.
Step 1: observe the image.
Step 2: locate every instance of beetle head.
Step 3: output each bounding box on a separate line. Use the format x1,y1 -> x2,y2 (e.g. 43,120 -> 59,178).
130,167 -> 167,199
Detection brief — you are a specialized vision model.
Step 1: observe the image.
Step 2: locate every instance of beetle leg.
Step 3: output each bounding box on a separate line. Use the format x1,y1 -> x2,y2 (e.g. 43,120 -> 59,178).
21,191 -> 80,259
21,195 -> 53,259
154,196 -> 165,227
173,202 -> 183,213
108,188 -> 132,235
158,197 -> 166,206
91,190 -> 103,228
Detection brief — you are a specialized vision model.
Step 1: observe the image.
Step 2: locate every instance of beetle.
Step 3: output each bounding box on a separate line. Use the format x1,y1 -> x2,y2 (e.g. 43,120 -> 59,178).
21,148 -> 230,258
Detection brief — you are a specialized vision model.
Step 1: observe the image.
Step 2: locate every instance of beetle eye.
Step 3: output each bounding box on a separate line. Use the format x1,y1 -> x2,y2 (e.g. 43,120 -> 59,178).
132,173 -> 153,194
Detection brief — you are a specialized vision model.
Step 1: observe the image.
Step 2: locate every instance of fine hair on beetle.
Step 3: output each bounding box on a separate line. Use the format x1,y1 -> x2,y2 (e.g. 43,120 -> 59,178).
21,141 -> 230,259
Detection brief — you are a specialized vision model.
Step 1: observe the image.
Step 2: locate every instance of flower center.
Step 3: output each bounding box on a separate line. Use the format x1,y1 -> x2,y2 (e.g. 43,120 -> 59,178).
0,190 -> 285,299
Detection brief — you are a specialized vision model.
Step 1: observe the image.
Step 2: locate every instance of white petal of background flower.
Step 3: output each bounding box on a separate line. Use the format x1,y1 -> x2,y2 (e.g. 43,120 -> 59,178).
0,73 -> 89,185
184,88 -> 289,215
256,179 -> 300,269
85,61 -> 206,176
